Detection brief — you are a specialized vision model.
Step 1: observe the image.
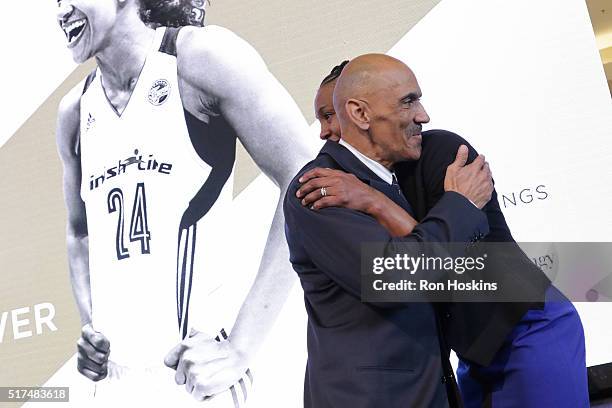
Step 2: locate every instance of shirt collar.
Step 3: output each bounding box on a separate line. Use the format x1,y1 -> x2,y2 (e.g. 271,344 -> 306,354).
338,139 -> 394,185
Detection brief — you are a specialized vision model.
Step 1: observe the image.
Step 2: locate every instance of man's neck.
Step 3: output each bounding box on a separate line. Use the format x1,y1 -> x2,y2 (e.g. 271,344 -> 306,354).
339,138 -> 394,185
95,17 -> 156,91
341,133 -> 394,170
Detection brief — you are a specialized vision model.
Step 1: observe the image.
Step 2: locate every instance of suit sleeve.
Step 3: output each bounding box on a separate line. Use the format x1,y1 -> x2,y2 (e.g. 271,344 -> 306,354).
284,183 -> 489,305
420,130 -> 513,242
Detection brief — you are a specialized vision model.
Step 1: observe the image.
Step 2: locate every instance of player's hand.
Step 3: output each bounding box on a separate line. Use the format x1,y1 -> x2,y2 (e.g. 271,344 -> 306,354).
297,167 -> 381,212
77,324 -> 110,382
164,329 -> 248,401
444,145 -> 493,209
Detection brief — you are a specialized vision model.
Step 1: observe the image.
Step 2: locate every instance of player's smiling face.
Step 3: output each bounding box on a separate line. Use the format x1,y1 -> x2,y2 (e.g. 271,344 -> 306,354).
56,0 -> 118,63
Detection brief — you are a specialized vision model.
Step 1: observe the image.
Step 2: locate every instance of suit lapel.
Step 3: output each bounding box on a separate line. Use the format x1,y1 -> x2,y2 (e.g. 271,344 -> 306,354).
320,141 -> 380,183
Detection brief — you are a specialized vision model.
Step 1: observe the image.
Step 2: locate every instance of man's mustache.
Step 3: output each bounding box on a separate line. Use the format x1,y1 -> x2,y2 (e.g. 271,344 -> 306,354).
408,124 -> 422,136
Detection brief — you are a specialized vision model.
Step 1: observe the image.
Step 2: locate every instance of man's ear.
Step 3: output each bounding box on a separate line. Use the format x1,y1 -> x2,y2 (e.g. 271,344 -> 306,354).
345,99 -> 370,131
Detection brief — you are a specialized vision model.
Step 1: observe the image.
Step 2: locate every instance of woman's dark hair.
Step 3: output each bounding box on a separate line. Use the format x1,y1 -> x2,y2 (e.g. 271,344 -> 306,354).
320,60 -> 350,86
139,0 -> 206,27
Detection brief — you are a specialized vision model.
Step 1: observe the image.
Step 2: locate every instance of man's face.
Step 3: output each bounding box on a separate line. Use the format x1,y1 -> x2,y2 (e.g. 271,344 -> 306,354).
314,82 -> 341,142
56,0 -> 118,63
367,67 -> 430,163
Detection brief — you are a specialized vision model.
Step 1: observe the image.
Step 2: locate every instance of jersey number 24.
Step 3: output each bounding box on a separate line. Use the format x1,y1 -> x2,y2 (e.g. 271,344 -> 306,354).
107,183 -> 151,260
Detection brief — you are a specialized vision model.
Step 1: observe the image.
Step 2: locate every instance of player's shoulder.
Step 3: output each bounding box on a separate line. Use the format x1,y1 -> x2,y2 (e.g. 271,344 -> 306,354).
58,68 -> 97,121
58,82 -> 84,119
57,78 -> 88,159
177,25 -> 264,75
176,25 -> 266,97
178,24 -> 238,45
176,25 -> 256,64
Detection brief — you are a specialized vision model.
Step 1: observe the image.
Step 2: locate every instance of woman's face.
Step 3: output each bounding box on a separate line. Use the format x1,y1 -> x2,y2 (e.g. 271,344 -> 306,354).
314,81 -> 341,142
57,0 -> 119,63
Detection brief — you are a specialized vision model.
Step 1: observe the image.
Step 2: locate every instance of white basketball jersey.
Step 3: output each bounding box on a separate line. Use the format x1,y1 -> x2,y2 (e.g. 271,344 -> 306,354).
79,27 -> 237,366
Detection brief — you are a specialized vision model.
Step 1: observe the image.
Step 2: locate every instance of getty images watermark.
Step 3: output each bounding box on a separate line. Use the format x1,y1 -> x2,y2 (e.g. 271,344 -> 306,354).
361,242 -> 612,303
372,252 -> 493,291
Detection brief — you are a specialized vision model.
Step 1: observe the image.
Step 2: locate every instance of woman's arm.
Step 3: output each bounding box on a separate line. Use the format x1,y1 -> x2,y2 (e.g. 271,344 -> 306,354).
296,167 -> 419,237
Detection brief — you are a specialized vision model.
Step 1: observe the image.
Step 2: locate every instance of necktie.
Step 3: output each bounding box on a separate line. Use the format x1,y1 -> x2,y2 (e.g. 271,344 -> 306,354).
372,174 -> 413,215
392,174 -> 408,201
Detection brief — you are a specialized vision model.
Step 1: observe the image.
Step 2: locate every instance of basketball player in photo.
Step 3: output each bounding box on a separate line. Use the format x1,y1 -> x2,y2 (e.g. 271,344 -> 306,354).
55,0 -> 311,405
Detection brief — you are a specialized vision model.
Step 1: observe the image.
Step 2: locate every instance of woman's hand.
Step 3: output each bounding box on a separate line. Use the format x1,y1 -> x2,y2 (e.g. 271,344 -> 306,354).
296,167 -> 381,212
296,167 -> 418,237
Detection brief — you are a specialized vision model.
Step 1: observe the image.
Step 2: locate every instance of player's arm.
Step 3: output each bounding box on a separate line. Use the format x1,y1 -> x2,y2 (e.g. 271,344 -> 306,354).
57,86 -> 110,381
57,86 -> 91,326
166,25 -> 313,399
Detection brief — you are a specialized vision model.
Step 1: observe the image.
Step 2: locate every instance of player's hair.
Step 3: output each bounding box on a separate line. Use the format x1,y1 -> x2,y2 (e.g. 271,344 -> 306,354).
139,0 -> 207,27
320,60 -> 350,86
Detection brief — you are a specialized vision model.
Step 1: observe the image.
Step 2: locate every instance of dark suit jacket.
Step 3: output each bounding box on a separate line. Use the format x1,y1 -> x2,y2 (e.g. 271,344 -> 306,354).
283,141 -> 489,408
396,129 -> 551,366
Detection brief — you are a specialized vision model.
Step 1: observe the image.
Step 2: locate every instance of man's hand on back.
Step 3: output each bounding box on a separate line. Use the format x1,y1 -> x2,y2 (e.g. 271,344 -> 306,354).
444,145 -> 493,209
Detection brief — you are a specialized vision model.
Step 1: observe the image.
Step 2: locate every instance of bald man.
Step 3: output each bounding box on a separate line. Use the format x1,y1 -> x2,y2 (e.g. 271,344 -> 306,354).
283,54 -> 493,407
